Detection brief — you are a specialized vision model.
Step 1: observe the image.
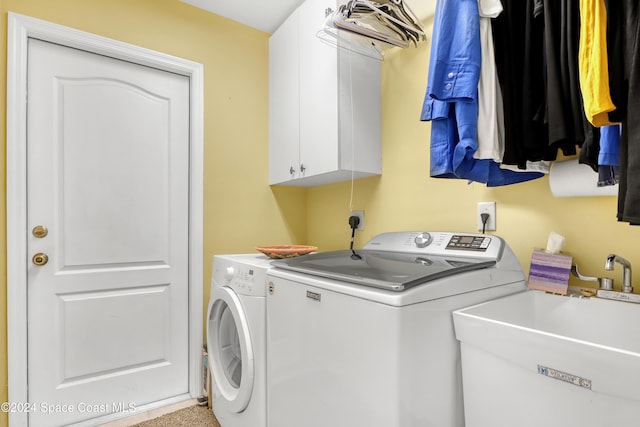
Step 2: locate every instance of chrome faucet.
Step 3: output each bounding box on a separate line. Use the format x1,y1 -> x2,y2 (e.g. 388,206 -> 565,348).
605,254 -> 633,293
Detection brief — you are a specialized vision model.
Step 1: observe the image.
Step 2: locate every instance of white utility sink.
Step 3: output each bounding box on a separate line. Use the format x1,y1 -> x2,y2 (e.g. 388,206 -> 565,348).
453,290 -> 640,427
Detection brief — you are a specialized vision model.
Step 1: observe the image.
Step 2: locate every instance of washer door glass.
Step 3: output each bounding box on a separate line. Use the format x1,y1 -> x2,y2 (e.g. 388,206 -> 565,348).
218,304 -> 242,387
207,286 -> 255,413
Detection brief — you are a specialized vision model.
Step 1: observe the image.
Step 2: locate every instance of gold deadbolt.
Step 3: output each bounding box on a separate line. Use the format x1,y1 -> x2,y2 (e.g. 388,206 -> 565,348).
32,253 -> 49,266
32,225 -> 48,238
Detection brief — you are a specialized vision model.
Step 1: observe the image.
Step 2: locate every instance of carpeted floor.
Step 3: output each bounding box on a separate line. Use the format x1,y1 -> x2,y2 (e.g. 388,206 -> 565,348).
131,405 -> 221,427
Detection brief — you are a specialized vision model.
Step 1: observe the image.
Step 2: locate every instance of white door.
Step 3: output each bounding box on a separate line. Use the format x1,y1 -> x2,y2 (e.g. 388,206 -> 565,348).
26,38 -> 190,426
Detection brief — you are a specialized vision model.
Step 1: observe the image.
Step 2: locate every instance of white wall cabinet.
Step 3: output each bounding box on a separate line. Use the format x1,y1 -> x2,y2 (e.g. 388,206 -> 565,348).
269,0 -> 381,186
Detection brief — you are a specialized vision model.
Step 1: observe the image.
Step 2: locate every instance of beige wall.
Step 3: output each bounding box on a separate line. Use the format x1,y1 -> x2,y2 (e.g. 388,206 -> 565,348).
0,1 -> 306,425
307,25 -> 640,288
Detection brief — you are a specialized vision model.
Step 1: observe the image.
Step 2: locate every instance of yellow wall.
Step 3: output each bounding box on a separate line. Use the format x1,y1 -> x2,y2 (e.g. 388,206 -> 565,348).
307,22 -> 640,289
0,1 -> 306,425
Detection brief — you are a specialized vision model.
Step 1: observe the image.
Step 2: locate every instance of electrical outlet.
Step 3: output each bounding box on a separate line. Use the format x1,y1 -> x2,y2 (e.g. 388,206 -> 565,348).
477,202 -> 496,231
350,210 -> 364,231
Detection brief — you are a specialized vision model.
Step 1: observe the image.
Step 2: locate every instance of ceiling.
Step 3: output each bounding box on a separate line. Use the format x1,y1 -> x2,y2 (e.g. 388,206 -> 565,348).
180,0 -> 436,34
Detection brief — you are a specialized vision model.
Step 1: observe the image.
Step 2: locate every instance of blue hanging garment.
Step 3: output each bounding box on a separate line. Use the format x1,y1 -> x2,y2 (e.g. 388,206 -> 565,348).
597,124 -> 620,187
420,0 -> 543,186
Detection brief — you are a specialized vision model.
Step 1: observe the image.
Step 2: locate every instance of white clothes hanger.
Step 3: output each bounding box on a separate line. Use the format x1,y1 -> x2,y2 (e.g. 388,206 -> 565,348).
316,13 -> 387,60
318,0 -> 426,60
345,0 -> 425,45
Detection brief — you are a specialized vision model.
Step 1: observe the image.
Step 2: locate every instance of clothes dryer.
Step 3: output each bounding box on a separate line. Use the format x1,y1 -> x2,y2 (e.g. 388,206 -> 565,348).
207,254 -> 272,427
266,231 -> 527,427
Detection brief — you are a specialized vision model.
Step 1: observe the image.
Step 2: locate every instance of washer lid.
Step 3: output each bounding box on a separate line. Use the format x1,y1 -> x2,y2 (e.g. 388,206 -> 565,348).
272,249 -> 496,291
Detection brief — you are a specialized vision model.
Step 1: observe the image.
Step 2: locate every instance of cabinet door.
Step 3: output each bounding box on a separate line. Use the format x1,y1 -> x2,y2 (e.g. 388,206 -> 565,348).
298,0 -> 339,178
269,10 -> 300,184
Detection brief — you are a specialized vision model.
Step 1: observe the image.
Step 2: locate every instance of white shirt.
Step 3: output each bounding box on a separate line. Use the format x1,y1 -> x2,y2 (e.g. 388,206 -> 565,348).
474,0 -> 505,162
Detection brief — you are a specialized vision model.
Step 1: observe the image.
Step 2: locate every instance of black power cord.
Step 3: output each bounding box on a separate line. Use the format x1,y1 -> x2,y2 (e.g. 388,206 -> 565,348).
348,215 -> 362,260
480,212 -> 490,234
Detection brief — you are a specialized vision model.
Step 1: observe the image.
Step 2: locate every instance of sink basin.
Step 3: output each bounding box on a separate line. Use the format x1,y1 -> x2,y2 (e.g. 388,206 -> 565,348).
453,290 -> 640,427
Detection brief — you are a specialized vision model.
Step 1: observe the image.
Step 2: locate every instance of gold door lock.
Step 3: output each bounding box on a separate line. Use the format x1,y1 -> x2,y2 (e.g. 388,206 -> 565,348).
32,225 -> 48,238
32,253 -> 49,266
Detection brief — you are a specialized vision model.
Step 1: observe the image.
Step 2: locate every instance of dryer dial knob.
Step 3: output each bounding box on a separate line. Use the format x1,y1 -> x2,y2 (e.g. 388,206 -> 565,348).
414,232 -> 433,248
225,267 -> 235,281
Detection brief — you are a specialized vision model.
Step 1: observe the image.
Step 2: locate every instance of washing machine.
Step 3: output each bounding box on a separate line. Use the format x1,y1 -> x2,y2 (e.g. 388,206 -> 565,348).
207,254 -> 272,427
266,231 -> 528,427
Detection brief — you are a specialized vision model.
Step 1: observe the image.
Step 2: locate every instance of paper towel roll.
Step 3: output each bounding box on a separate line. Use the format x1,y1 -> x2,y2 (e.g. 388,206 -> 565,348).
549,159 -> 618,197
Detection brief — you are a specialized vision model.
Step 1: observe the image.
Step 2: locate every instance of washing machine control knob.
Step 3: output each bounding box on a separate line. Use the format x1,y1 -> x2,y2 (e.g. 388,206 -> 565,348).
414,232 -> 433,248
225,266 -> 235,281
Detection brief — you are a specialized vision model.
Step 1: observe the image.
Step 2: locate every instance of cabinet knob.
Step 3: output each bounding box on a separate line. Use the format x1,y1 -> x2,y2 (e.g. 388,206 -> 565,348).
289,166 -> 295,175
300,164 -> 306,173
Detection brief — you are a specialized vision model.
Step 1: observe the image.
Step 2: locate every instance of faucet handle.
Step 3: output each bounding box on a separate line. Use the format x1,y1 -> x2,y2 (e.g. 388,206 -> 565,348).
599,277 -> 614,290
571,264 -> 598,282
571,264 -> 613,290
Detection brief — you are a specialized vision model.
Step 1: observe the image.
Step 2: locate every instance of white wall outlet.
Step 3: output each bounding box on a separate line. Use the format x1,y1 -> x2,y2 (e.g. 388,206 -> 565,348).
477,202 -> 496,231
350,210 -> 365,231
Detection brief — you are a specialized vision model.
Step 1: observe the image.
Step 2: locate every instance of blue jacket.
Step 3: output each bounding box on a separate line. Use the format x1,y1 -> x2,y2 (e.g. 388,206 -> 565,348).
420,0 -> 543,186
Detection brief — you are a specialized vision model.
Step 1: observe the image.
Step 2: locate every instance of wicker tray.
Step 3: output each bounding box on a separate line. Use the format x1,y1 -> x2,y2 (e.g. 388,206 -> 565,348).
256,245 -> 317,259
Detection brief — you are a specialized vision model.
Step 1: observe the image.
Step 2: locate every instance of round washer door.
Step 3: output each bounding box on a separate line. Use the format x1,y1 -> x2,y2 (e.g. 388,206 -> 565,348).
207,285 -> 255,413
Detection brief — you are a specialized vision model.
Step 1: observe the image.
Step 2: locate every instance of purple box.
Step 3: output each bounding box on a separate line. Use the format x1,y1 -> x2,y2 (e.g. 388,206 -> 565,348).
527,250 -> 573,295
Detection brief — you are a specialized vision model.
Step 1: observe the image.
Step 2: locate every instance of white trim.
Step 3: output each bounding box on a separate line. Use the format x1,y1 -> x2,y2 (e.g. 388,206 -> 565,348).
6,12 -> 204,426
